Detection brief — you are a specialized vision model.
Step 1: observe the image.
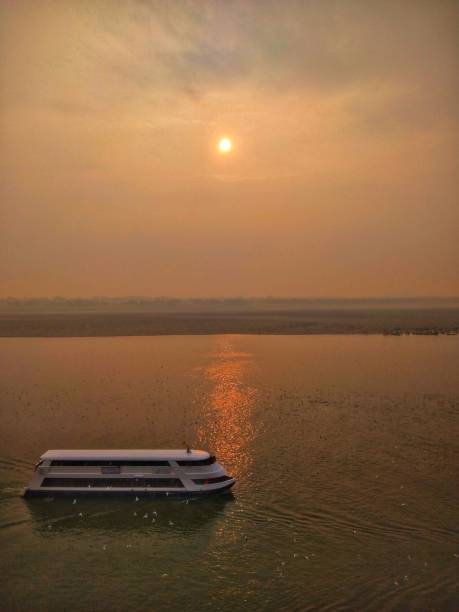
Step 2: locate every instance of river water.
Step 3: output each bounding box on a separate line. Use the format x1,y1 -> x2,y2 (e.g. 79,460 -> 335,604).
0,335 -> 458,611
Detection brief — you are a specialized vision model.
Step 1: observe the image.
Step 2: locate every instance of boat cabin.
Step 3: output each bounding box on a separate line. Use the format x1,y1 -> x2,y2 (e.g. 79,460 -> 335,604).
24,449 -> 235,497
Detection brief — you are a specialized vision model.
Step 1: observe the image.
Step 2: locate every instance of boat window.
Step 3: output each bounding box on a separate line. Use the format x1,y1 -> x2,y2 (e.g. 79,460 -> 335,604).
192,475 -> 232,485
50,460 -> 170,467
101,466 -> 121,474
41,477 -> 184,488
176,455 -> 216,466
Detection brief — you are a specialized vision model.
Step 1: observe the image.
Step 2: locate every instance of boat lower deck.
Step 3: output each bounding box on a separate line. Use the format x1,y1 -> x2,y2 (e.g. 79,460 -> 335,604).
24,480 -> 235,497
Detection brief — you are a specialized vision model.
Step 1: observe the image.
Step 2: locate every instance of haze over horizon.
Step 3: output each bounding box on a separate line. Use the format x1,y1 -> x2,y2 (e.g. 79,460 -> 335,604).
1,0 -> 458,298
2,295 -> 459,303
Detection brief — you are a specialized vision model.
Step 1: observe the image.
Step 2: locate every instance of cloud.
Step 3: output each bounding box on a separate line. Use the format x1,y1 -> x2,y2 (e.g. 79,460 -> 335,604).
2,0 -> 457,129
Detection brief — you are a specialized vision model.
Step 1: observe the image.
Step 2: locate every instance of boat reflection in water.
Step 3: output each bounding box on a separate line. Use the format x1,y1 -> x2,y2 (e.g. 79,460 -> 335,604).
25,494 -> 234,536
197,338 -> 258,482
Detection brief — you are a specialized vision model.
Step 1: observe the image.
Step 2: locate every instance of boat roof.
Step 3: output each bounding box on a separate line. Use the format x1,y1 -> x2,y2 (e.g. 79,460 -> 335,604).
41,449 -> 211,461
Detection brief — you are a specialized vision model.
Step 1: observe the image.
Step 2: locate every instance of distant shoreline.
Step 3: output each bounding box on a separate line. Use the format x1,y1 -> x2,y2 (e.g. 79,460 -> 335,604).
1,308 -> 458,338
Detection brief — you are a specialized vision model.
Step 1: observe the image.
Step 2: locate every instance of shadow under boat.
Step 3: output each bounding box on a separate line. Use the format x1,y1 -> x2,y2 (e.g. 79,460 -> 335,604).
24,492 -> 235,535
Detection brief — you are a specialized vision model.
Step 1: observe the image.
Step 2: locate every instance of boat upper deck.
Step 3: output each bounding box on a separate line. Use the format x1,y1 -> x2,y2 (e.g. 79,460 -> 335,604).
41,449 -> 211,462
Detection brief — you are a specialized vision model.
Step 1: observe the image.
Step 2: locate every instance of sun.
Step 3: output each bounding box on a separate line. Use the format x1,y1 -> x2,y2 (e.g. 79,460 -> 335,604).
218,137 -> 232,153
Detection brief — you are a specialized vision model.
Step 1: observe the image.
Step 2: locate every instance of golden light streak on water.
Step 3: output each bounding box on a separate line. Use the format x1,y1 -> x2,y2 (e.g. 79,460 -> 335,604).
198,338 -> 257,479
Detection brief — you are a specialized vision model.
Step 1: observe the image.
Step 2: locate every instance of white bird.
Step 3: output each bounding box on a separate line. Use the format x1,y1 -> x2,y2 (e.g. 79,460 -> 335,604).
72,499 -> 77,504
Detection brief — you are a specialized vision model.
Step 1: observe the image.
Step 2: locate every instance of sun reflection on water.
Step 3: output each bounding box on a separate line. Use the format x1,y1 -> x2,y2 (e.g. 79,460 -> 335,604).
197,338 -> 257,480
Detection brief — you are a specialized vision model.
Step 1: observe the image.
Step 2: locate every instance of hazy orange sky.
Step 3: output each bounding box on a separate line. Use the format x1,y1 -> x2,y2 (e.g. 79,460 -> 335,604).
1,0 -> 458,298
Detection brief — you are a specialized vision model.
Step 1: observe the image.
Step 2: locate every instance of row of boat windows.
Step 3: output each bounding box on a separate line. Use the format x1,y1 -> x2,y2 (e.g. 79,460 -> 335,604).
40,475 -> 231,488
50,460 -> 170,467
49,456 -> 216,467
41,478 -> 184,488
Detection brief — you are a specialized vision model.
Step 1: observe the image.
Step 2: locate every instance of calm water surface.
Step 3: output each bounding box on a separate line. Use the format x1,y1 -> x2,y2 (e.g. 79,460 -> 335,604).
0,335 -> 458,611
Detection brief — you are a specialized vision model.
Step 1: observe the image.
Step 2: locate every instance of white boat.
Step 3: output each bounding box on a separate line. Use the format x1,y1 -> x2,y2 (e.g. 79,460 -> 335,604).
24,449 -> 235,497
